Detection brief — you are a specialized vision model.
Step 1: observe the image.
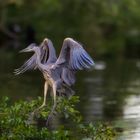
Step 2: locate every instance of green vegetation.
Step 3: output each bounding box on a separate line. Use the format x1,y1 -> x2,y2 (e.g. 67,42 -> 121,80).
0,96 -> 116,140
0,0 -> 140,58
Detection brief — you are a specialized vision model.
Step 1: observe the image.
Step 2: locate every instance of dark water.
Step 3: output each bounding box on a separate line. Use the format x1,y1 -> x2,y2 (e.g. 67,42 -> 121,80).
0,55 -> 140,139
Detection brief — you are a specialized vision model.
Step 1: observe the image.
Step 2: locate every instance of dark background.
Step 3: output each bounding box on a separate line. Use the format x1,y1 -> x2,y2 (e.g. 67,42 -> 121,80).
0,0 -> 140,59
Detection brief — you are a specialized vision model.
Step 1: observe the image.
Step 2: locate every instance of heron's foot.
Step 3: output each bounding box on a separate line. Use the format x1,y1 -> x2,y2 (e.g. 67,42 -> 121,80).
27,110 -> 39,125
38,103 -> 47,110
27,104 -> 47,124
30,109 -> 39,120
32,103 -> 47,114
27,113 -> 37,125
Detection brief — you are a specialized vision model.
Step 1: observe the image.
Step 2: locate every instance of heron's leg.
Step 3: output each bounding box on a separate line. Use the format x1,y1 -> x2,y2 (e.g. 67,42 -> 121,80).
32,82 -> 48,114
29,82 -> 48,123
51,84 -> 57,113
39,82 -> 48,109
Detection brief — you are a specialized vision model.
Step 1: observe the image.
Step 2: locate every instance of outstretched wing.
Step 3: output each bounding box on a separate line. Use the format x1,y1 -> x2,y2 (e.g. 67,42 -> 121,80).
55,38 -> 94,86
14,54 -> 37,75
14,39 -> 51,75
14,43 -> 38,75
56,38 -> 94,70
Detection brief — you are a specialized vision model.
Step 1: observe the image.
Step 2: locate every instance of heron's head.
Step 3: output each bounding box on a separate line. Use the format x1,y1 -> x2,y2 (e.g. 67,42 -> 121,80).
41,38 -> 51,48
20,43 -> 38,53
42,38 -> 50,44
41,38 -> 54,47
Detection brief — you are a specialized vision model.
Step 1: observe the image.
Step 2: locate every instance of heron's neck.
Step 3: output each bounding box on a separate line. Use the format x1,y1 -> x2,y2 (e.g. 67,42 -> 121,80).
35,49 -> 44,70
47,41 -> 57,63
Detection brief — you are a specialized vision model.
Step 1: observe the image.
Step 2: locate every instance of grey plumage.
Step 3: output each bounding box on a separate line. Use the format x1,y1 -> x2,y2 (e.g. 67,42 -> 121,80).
14,37 -> 94,122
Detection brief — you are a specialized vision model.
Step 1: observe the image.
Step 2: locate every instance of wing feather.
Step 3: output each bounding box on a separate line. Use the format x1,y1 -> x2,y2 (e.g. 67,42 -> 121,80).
56,38 -> 94,86
56,38 -> 94,70
14,54 -> 37,75
81,49 -> 94,65
14,40 -> 50,75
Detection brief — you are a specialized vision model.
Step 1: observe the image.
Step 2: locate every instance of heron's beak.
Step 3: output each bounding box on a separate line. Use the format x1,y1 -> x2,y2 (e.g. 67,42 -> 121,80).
19,43 -> 36,53
19,47 -> 30,53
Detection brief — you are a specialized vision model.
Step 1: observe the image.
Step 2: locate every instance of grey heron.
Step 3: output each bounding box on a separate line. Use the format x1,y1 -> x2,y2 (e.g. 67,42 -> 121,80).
14,38 -> 94,122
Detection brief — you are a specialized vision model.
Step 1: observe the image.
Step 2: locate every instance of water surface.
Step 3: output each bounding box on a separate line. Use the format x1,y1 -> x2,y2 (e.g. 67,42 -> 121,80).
0,56 -> 140,139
